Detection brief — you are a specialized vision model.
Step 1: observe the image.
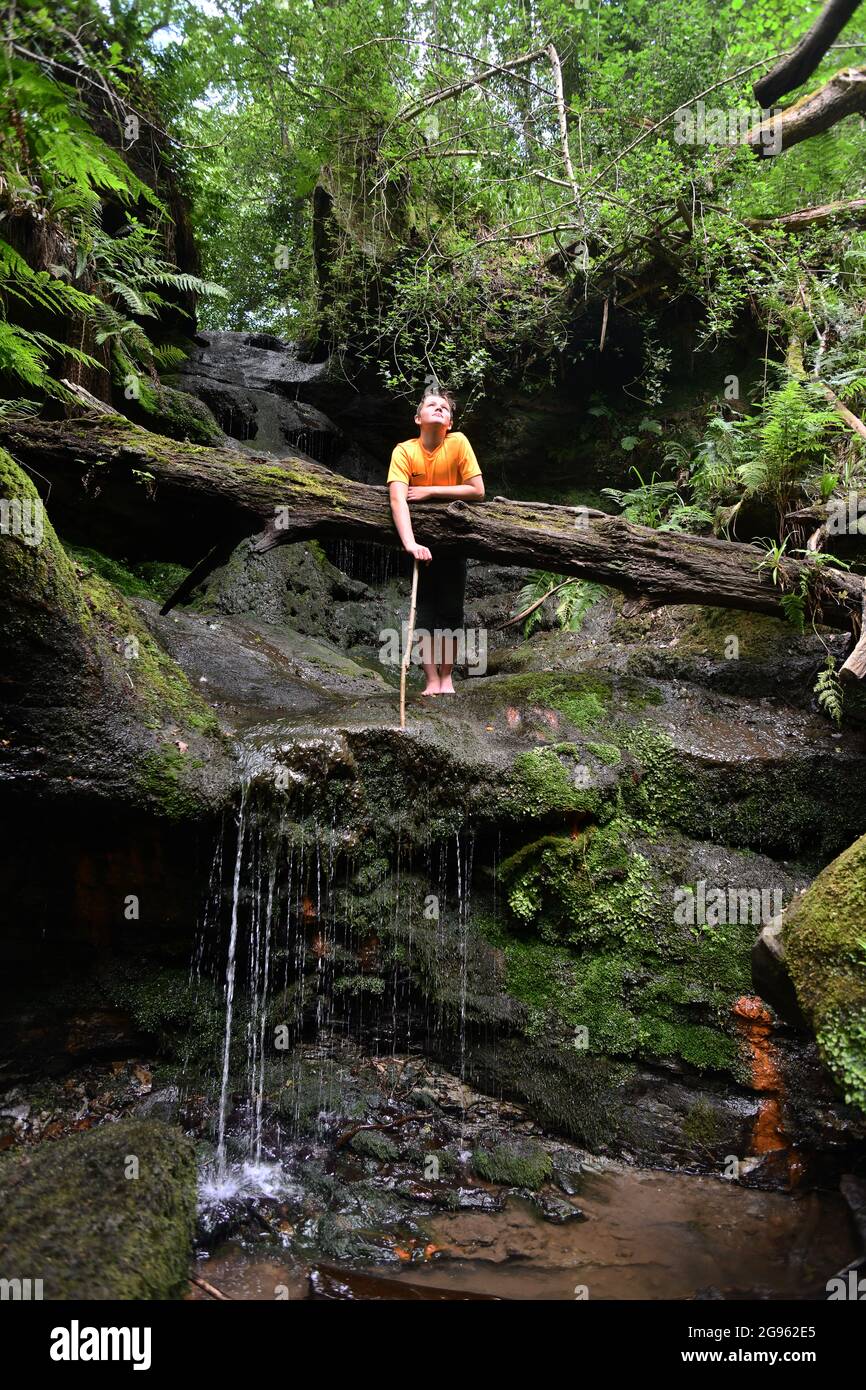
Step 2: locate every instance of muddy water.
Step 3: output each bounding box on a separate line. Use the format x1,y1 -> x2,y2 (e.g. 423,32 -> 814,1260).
191,1162 -> 857,1301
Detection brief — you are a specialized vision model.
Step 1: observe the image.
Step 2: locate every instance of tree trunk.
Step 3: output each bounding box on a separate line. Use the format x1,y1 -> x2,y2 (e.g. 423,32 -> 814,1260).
2,413 -> 862,632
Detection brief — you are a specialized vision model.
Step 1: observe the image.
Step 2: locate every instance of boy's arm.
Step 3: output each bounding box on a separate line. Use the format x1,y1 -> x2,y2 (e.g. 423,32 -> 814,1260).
388,481 -> 432,561
407,476 -> 485,502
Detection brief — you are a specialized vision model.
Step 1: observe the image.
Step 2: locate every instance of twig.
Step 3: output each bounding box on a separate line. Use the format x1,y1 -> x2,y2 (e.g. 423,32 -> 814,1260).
190,1275 -> 232,1300
495,578 -> 573,631
336,1111 -> 429,1150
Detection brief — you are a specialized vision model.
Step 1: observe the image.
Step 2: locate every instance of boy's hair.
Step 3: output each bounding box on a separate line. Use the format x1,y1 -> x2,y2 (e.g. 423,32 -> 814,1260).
416,386 -> 456,420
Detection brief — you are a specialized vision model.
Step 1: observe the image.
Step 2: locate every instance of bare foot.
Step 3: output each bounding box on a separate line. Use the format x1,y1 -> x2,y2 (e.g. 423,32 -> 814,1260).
420,683 -> 440,696
437,682 -> 456,695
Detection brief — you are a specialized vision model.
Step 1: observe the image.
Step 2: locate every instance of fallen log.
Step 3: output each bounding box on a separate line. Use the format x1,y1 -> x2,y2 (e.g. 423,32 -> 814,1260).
744,198 -> 866,232
1,412 -> 862,634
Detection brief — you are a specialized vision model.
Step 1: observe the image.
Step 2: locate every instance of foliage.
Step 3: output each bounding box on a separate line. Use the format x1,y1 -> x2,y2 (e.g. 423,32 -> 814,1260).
135,0 -> 866,406
815,655 -> 844,729
602,466 -> 713,532
0,4 -> 226,406
513,571 -> 606,639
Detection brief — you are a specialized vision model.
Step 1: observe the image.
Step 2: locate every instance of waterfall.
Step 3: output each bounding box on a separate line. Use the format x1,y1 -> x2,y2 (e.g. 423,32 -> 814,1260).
215,782 -> 248,1179
194,763 -> 487,1207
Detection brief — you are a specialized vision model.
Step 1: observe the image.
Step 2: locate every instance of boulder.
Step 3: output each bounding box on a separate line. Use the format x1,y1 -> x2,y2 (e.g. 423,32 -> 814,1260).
0,1120 -> 196,1299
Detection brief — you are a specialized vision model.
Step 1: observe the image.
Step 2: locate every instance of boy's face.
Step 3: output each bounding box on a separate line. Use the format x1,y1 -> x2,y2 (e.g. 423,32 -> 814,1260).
415,395 -> 453,432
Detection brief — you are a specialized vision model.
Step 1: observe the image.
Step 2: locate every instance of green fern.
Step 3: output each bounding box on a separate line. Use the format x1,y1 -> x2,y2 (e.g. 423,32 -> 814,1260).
815,656 -> 844,727
152,345 -> 189,370
514,571 -> 606,638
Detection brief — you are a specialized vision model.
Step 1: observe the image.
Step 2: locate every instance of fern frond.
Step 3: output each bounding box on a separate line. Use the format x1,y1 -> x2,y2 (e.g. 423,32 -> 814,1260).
815,656 -> 844,728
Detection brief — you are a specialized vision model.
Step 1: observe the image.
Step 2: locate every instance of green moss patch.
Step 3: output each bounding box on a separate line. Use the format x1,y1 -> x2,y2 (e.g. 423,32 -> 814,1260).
472,1141 -> 553,1189
79,569 -> 221,737
0,1120 -> 197,1299
349,1130 -> 401,1162
66,545 -> 189,604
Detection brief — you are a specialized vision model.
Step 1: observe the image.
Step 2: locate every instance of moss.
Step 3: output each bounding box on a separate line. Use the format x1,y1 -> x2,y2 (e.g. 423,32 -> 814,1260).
586,740 -> 622,765
784,831 -> 866,1113
65,545 -> 189,604
682,1098 -> 725,1148
139,383 -> 223,445
473,671 -> 613,731
676,605 -> 796,662
100,962 -> 225,1073
333,974 -> 386,995
249,463 -> 350,508
471,1141 -> 553,1190
137,744 -> 208,819
79,569 -> 221,736
0,1120 -> 196,1299
349,1130 -> 400,1162
504,745 -> 607,820
498,821 -> 658,948
0,449 -> 90,631
621,724 -> 694,832
638,1014 -> 739,1072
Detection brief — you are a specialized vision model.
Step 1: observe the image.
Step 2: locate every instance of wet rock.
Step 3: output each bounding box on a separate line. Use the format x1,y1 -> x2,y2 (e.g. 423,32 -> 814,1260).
553,1166 -> 585,1197
453,1186 -> 507,1211
526,1192 -> 586,1223
752,918 -> 807,1029
0,1119 -> 196,1299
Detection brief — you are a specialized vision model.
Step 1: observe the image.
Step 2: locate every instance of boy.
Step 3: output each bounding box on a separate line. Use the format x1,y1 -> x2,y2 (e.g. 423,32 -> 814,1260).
387,389 -> 485,694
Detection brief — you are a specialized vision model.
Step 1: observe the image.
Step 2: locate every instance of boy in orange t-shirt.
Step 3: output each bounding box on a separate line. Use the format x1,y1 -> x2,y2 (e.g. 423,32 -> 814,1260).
387,389 -> 485,694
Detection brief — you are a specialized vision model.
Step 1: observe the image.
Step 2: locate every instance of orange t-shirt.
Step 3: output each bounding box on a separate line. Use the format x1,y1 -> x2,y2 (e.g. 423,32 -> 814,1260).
387,432 -> 481,488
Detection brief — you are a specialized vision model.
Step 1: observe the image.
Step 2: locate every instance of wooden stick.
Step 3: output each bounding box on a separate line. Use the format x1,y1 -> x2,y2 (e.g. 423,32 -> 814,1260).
400,559 -> 419,729
190,1274 -> 233,1300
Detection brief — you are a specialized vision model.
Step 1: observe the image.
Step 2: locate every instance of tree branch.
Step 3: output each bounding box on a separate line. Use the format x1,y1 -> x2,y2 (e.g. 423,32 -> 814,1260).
753,0 -> 864,107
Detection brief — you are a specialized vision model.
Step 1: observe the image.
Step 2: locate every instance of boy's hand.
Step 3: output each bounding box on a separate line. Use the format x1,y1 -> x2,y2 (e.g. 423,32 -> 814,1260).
406,485 -> 432,501
407,542 -> 432,562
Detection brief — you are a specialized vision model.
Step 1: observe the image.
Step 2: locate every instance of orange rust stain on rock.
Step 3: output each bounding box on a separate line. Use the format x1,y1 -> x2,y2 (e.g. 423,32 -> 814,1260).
506,707 -> 521,728
733,994 -> 791,1163
732,994 -> 779,1093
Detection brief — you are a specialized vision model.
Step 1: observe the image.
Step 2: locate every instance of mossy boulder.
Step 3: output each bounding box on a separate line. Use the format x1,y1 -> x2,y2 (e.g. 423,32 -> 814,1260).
138,383 -> 223,445
349,1130 -> 400,1162
472,1140 -> 553,1189
0,1120 -> 197,1299
784,832 -> 866,1113
1,451 -> 232,817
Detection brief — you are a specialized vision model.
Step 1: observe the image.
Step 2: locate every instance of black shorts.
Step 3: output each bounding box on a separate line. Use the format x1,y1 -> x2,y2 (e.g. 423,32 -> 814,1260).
415,551 -> 467,632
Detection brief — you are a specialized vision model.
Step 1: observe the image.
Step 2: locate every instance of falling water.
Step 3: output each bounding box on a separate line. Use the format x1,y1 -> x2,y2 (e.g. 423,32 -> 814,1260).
193,754 -> 491,1214
215,783 -> 248,1178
